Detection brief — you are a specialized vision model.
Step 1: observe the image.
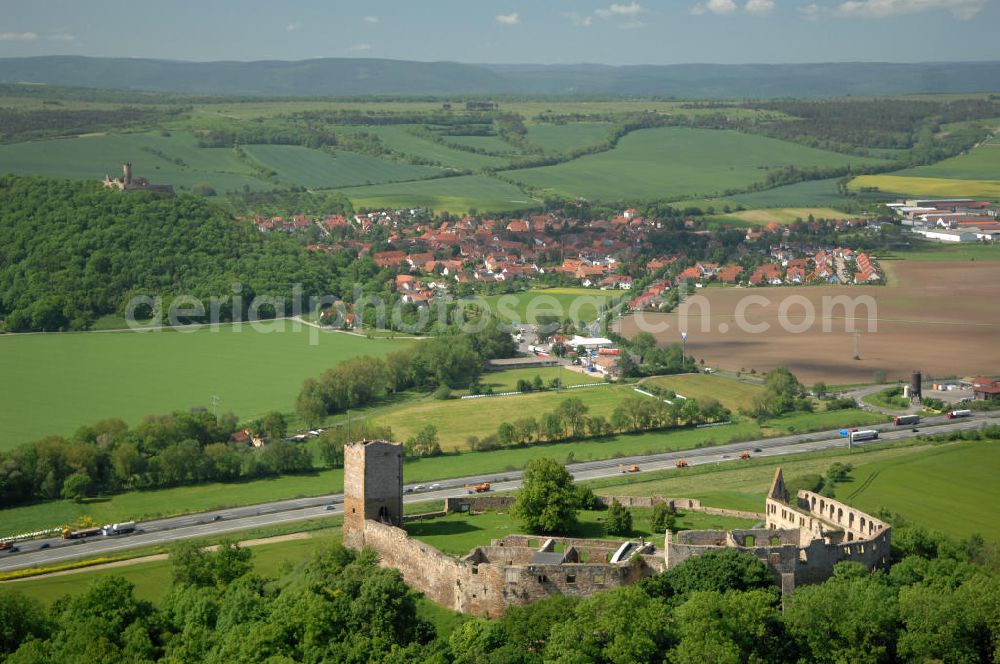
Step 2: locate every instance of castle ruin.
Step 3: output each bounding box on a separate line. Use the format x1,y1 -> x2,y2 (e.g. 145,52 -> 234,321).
102,162 -> 174,194
343,440 -> 891,617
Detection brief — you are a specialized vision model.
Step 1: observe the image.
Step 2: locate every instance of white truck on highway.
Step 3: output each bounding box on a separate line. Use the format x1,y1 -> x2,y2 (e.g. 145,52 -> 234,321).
101,521 -> 136,536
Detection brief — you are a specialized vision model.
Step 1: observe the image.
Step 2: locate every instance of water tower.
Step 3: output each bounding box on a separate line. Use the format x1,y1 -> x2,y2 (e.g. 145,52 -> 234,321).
910,370 -> 922,403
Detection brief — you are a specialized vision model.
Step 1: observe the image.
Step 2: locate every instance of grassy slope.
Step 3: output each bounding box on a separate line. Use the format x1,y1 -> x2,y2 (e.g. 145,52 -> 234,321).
443,135 -> 521,154
0,408 -> 886,536
506,127 -> 885,202
0,326 -> 409,448
479,287 -> 615,324
480,367 -> 604,393
380,385 -> 630,449
840,440 -> 1000,540
0,131 -> 270,192
336,175 -> 534,214
895,135 -> 1000,180
242,144 -> 441,188
642,374 -> 764,413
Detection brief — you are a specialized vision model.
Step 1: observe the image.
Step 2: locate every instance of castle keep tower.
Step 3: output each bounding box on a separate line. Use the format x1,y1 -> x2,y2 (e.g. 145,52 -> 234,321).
343,440 -> 403,549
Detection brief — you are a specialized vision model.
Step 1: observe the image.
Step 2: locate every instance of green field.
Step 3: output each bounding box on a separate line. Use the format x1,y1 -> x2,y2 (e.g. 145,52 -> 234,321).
0,325 -> 409,448
895,135 -> 1000,180
480,287 -> 616,324
525,122 -> 614,153
242,144 -> 441,188
506,127 -> 885,202
881,242 -> 1000,262
849,174 -> 1000,200
719,206 -> 853,225
369,125 -> 511,170
405,507 -> 758,556
0,131 -> 270,193
840,440 -> 1000,540
642,374 -> 764,413
379,384 -> 631,449
336,174 -> 534,213
480,366 -> 604,393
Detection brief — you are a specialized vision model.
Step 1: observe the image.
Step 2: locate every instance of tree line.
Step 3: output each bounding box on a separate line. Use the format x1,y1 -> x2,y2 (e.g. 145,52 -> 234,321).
469,394 -> 730,452
296,320 -> 518,427
0,409 -> 312,508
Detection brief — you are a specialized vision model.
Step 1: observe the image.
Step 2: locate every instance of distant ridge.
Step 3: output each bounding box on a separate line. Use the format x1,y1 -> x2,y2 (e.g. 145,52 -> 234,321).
0,55 -> 998,98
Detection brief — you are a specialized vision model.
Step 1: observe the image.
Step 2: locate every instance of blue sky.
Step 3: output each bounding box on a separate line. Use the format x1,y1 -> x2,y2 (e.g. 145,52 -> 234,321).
1,0 -> 997,64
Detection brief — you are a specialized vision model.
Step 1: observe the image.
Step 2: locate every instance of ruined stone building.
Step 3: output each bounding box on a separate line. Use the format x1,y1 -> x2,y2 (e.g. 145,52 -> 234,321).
344,440 -> 892,617
665,468 -> 891,592
102,162 -> 174,194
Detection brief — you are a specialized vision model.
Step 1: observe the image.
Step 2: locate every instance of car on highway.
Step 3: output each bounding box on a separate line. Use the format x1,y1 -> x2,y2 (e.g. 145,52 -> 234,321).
412,484 -> 425,492
325,504 -> 337,511
429,483 -> 442,490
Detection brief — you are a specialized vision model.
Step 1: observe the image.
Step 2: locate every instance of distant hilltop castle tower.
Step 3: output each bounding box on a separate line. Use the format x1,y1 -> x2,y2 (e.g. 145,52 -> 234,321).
102,162 -> 174,194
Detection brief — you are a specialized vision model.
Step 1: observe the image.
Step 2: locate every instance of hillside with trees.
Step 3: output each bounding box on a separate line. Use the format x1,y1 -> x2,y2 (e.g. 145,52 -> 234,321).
0,176 -> 350,332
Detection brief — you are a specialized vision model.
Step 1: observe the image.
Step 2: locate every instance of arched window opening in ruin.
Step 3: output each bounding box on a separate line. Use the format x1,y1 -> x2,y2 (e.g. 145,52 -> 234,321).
860,517 -> 865,530
819,499 -> 825,512
847,533 -> 853,542
811,496 -> 817,509
744,535 -> 756,546
849,512 -> 855,528
837,508 -> 844,523
770,536 -> 780,546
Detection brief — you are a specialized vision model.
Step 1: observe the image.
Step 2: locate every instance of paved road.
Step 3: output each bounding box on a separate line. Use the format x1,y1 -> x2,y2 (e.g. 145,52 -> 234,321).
2,411 -> 996,573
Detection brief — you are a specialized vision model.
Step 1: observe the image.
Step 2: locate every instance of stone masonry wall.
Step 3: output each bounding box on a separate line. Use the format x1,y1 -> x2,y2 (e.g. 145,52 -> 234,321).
361,520 -> 464,610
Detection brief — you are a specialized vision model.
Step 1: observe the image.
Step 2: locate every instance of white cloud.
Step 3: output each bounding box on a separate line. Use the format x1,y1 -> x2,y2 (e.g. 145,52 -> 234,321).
746,0 -> 776,13
349,43 -> 371,52
363,15 -> 379,24
564,11 -> 594,26
48,32 -> 76,41
495,12 -> 520,25
834,0 -> 985,19
691,0 -> 738,14
0,31 -> 38,41
596,2 -> 644,17
286,22 -> 301,32
798,3 -> 824,19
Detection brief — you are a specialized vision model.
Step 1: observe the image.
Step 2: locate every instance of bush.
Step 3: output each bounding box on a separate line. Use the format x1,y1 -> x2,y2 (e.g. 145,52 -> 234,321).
433,385 -> 452,400
651,502 -> 677,534
604,499 -> 633,536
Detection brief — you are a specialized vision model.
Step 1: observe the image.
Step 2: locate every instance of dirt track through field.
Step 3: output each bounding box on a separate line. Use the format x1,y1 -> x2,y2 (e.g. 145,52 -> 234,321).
616,261 -> 1000,384
3,532 -> 314,583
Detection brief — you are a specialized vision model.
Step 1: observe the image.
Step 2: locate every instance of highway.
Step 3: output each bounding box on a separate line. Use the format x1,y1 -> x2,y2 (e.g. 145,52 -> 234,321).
1,411 -> 996,573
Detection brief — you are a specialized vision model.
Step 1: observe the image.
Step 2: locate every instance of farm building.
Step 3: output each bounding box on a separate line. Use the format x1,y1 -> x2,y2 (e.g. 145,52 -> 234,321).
971,376 -> 1000,401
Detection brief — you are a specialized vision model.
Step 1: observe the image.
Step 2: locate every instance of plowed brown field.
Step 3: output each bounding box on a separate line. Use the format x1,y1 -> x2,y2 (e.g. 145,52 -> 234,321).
615,261 -> 1000,385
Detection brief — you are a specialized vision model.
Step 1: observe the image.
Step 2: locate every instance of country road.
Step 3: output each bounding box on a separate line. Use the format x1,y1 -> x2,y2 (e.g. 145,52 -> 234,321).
1,411 -> 996,574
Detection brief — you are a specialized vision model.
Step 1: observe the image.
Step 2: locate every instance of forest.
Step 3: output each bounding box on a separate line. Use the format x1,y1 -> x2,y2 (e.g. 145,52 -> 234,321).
0,522 -> 995,663
0,176 -> 361,332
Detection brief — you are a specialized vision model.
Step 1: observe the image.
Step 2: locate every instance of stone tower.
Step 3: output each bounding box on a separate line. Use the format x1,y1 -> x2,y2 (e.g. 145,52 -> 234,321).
343,439 -> 403,549
122,162 -> 133,186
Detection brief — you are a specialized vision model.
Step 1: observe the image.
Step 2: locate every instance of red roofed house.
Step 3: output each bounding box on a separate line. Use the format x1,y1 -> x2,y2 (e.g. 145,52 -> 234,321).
374,250 -> 406,267
971,377 -> 1000,401
718,265 -> 743,284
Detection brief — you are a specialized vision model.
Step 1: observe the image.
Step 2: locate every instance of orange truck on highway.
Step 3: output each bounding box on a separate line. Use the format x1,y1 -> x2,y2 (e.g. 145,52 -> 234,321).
467,482 -> 491,494
619,464 -> 640,473
676,459 -> 689,468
